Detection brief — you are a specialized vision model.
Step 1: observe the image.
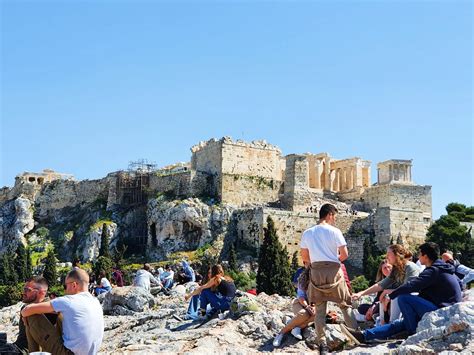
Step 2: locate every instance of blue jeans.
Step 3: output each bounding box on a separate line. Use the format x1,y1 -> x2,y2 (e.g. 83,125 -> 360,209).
187,295 -> 200,319
163,279 -> 174,289
199,289 -> 232,314
397,294 -> 437,334
94,286 -> 111,296
364,294 -> 438,340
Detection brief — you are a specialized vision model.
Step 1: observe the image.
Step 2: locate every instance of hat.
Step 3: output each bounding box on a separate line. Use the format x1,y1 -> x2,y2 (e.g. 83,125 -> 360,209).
357,303 -> 371,315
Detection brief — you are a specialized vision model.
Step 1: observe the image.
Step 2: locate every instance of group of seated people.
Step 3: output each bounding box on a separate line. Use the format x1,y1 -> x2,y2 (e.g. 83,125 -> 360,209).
273,242 -> 467,347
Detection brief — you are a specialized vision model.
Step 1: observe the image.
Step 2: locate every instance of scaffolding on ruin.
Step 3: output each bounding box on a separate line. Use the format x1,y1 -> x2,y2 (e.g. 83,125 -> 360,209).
117,159 -> 157,206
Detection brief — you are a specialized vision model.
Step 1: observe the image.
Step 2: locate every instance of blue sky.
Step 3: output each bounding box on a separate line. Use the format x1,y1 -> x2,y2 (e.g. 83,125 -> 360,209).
1,1 -> 472,219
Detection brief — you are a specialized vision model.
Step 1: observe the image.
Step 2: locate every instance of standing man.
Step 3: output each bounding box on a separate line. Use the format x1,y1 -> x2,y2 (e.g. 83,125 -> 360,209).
21,268 -> 104,355
300,203 -> 357,354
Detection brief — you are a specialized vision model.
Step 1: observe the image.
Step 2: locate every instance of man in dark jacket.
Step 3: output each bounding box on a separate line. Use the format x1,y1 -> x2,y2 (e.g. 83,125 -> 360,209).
343,242 -> 462,343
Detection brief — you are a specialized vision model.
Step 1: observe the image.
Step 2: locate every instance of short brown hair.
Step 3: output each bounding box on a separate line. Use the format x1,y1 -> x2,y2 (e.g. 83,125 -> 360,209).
66,268 -> 90,284
319,204 -> 338,219
27,276 -> 49,290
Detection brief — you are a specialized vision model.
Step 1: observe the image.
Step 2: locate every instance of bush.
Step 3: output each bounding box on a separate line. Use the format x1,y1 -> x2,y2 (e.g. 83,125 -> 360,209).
228,270 -> 256,291
351,275 -> 370,293
0,284 -> 23,307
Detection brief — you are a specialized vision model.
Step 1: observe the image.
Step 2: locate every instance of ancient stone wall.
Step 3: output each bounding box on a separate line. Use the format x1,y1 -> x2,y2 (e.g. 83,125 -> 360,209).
220,174 -> 282,206
362,184 -> 432,249
220,140 -> 282,179
190,139 -> 222,198
149,171 -> 191,198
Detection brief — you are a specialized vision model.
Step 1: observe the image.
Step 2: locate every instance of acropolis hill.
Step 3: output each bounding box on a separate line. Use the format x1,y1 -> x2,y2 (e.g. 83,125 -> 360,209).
0,137 -> 431,272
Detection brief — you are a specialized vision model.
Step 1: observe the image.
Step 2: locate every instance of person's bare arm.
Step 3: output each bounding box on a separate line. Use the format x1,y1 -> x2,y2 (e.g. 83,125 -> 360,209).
351,283 -> 383,300
185,277 -> 217,300
301,248 -> 310,265
21,301 -> 55,318
338,245 -> 348,262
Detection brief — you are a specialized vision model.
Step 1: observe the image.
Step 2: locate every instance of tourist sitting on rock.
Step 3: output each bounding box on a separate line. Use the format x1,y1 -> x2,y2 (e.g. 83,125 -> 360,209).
0,276 -> 57,354
185,269 -> 209,320
133,263 -> 163,294
178,260 -> 196,284
184,264 -> 236,319
273,266 -> 314,347
21,268 -> 104,355
94,271 -> 112,296
341,242 -> 462,343
442,251 -> 474,288
355,260 -> 392,324
112,266 -> 124,287
352,244 -> 420,324
161,264 -> 175,289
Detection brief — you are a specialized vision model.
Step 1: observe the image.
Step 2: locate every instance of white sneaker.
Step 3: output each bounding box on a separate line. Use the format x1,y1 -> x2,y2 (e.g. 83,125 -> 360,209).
291,327 -> 303,340
273,333 -> 284,347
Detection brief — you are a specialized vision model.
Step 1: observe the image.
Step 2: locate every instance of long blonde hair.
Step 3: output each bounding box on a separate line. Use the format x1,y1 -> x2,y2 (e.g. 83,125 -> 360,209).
388,244 -> 409,284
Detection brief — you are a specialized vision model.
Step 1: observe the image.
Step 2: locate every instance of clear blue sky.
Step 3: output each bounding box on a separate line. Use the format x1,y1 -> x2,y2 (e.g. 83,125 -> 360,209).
1,1 -> 472,219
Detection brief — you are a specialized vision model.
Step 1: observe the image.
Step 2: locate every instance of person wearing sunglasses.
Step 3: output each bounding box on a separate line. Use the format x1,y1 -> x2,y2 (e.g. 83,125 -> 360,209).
21,268 -> 104,355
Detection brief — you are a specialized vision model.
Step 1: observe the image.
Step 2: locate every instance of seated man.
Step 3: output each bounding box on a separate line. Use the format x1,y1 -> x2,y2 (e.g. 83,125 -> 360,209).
161,264 -> 175,289
441,251 -> 474,288
342,242 -> 462,343
21,268 -> 104,355
0,276 -> 57,354
133,263 -> 163,295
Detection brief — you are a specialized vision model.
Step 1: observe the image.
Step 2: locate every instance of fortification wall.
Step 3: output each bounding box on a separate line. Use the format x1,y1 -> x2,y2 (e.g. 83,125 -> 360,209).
35,178 -> 109,219
191,139 -> 222,176
221,140 -> 282,180
149,171 -> 191,198
221,174 -> 282,206
363,184 -> 431,213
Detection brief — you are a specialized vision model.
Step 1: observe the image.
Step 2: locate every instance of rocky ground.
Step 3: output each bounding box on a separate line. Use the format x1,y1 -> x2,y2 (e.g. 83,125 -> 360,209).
1,286 -> 473,354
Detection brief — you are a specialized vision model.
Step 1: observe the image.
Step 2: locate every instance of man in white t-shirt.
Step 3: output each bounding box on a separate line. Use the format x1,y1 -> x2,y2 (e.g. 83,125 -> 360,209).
21,268 -> 104,355
300,203 -> 357,354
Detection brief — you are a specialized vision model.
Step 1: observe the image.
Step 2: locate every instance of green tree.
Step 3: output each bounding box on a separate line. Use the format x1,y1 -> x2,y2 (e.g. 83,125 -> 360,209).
363,235 -> 385,283
14,242 -> 28,282
228,243 -> 238,272
0,252 -> 17,285
43,248 -> 58,286
93,256 -> 113,279
426,215 -> 468,257
25,246 -> 33,279
99,223 -> 111,258
291,251 -> 300,275
256,216 -> 294,296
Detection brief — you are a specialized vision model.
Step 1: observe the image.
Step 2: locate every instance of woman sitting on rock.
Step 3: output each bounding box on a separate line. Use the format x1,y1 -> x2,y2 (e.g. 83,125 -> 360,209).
352,244 -> 420,324
273,264 -> 314,347
184,264 -> 236,319
94,271 -> 112,296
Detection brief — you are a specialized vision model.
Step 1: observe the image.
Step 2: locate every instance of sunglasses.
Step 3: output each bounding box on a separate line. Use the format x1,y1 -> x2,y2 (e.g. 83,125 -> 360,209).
23,287 -> 39,292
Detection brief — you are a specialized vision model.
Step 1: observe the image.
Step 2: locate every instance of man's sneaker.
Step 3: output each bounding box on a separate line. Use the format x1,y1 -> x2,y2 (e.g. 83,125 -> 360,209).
339,324 -> 365,344
291,327 -> 303,340
319,342 -> 330,355
272,333 -> 284,347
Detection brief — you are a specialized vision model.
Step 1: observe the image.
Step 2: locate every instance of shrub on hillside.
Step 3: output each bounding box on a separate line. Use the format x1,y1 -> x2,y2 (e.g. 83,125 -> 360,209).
351,275 -> 370,293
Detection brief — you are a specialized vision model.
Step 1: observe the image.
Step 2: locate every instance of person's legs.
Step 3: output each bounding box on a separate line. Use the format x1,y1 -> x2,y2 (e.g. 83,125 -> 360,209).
397,294 -> 437,334
199,289 -> 217,312
187,295 -> 200,317
363,319 -> 406,341
389,298 -> 401,322
164,279 -> 173,289
24,314 -> 72,355
340,305 -> 358,329
94,287 -> 108,296
315,301 -> 327,345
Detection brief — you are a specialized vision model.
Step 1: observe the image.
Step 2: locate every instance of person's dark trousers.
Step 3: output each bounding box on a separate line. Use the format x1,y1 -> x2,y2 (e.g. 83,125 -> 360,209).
396,294 -> 438,334
199,289 -> 232,313
364,319 -> 406,341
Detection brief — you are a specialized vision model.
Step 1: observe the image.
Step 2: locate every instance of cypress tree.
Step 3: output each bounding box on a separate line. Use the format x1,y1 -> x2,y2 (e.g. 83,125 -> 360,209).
25,246 -> 33,279
228,243 -> 238,272
0,254 -> 11,284
291,251 -> 299,275
257,216 -> 294,296
14,242 -> 28,282
99,223 -> 111,258
43,248 -> 57,286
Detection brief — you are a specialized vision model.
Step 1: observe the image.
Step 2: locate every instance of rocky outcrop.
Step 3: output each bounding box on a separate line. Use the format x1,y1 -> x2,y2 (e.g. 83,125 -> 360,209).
147,198 -> 233,258
80,221 -> 118,261
101,286 -> 155,315
0,197 -> 35,253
